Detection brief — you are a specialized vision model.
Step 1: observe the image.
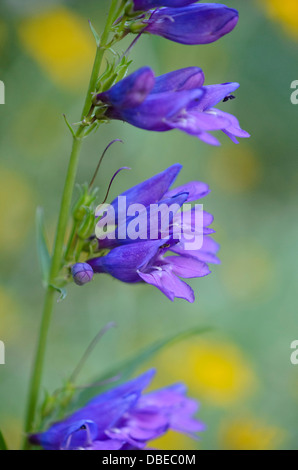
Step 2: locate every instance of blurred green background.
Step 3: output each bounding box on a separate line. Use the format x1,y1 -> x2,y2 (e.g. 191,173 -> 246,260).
1,0 -> 298,450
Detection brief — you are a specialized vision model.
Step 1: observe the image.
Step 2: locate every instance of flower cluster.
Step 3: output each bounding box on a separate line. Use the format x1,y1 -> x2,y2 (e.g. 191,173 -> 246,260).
95,66 -> 249,146
72,164 -> 220,302
30,370 -> 204,450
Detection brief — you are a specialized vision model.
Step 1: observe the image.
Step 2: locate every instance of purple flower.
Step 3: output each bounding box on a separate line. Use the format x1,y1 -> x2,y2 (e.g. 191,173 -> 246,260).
87,240 -> 214,302
95,66 -> 249,146
72,164 -> 220,302
141,4 -> 239,45
132,0 -> 197,11
96,68 -> 204,134
30,370 -> 204,450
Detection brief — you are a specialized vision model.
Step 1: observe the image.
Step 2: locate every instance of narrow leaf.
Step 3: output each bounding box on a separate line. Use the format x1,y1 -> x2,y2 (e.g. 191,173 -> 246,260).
63,114 -> 76,138
0,430 -> 8,450
76,326 -> 212,406
50,285 -> 67,302
88,20 -> 101,47
36,207 -> 51,287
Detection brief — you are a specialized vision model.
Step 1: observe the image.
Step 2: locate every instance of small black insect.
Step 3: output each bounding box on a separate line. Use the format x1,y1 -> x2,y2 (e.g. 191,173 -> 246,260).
80,425 -> 87,430
223,94 -> 236,103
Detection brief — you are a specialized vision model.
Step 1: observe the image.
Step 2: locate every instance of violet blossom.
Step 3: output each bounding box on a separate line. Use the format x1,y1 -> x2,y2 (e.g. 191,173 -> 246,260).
72,164 -> 220,302
95,66 -> 249,146
30,370 -> 204,450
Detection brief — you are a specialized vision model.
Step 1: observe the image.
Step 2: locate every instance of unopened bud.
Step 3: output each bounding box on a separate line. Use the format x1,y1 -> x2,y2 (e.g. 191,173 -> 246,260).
72,263 -> 94,286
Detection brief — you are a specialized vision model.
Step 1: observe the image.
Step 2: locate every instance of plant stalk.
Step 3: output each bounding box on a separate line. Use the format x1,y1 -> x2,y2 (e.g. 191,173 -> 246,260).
22,0 -> 121,449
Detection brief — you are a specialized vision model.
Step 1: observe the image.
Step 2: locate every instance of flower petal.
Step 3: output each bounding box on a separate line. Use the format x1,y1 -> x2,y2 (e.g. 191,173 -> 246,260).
86,439 -> 125,450
165,114 -> 222,146
172,235 -> 221,264
96,164 -> 182,219
164,255 -> 211,278
138,267 -> 195,302
152,67 -> 205,93
163,181 -> 210,201
197,83 -> 240,111
212,108 -> 251,140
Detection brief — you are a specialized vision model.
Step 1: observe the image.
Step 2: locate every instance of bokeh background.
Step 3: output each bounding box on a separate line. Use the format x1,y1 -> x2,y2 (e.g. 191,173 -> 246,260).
0,0 -> 298,450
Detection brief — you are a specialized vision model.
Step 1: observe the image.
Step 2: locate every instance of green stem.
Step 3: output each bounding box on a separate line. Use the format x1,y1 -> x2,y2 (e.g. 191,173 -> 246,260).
22,0 -> 121,449
81,0 -> 121,120
64,223 -> 78,262
23,135 -> 83,449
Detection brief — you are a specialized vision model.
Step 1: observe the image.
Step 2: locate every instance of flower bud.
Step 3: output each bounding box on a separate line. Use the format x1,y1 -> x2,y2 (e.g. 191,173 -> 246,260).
72,263 -> 94,286
145,4 -> 239,45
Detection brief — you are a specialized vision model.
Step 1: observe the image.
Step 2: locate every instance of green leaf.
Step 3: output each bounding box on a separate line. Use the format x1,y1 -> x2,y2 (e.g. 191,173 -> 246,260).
88,20 -> 101,47
62,114 -> 76,138
36,207 -> 51,287
0,430 -> 8,450
50,285 -> 67,303
76,326 -> 212,406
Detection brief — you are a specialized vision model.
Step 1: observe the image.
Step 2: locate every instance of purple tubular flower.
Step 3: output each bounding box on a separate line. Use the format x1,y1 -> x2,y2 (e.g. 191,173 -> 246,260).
108,88 -> 204,132
80,164 -> 220,302
29,370 -> 204,450
133,0 -> 198,11
99,66 -> 249,146
88,240 -> 213,303
71,263 -> 94,286
88,240 -> 165,284
144,4 -> 239,45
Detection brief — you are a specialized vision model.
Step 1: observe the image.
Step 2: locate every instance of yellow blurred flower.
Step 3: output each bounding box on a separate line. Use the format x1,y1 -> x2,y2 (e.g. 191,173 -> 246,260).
263,0 -> 298,39
0,417 -> 22,450
156,339 -> 256,406
18,8 -> 95,90
221,240 -> 275,301
219,416 -> 285,450
0,167 -> 35,254
151,430 -> 198,451
0,286 -> 21,341
208,146 -> 261,194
